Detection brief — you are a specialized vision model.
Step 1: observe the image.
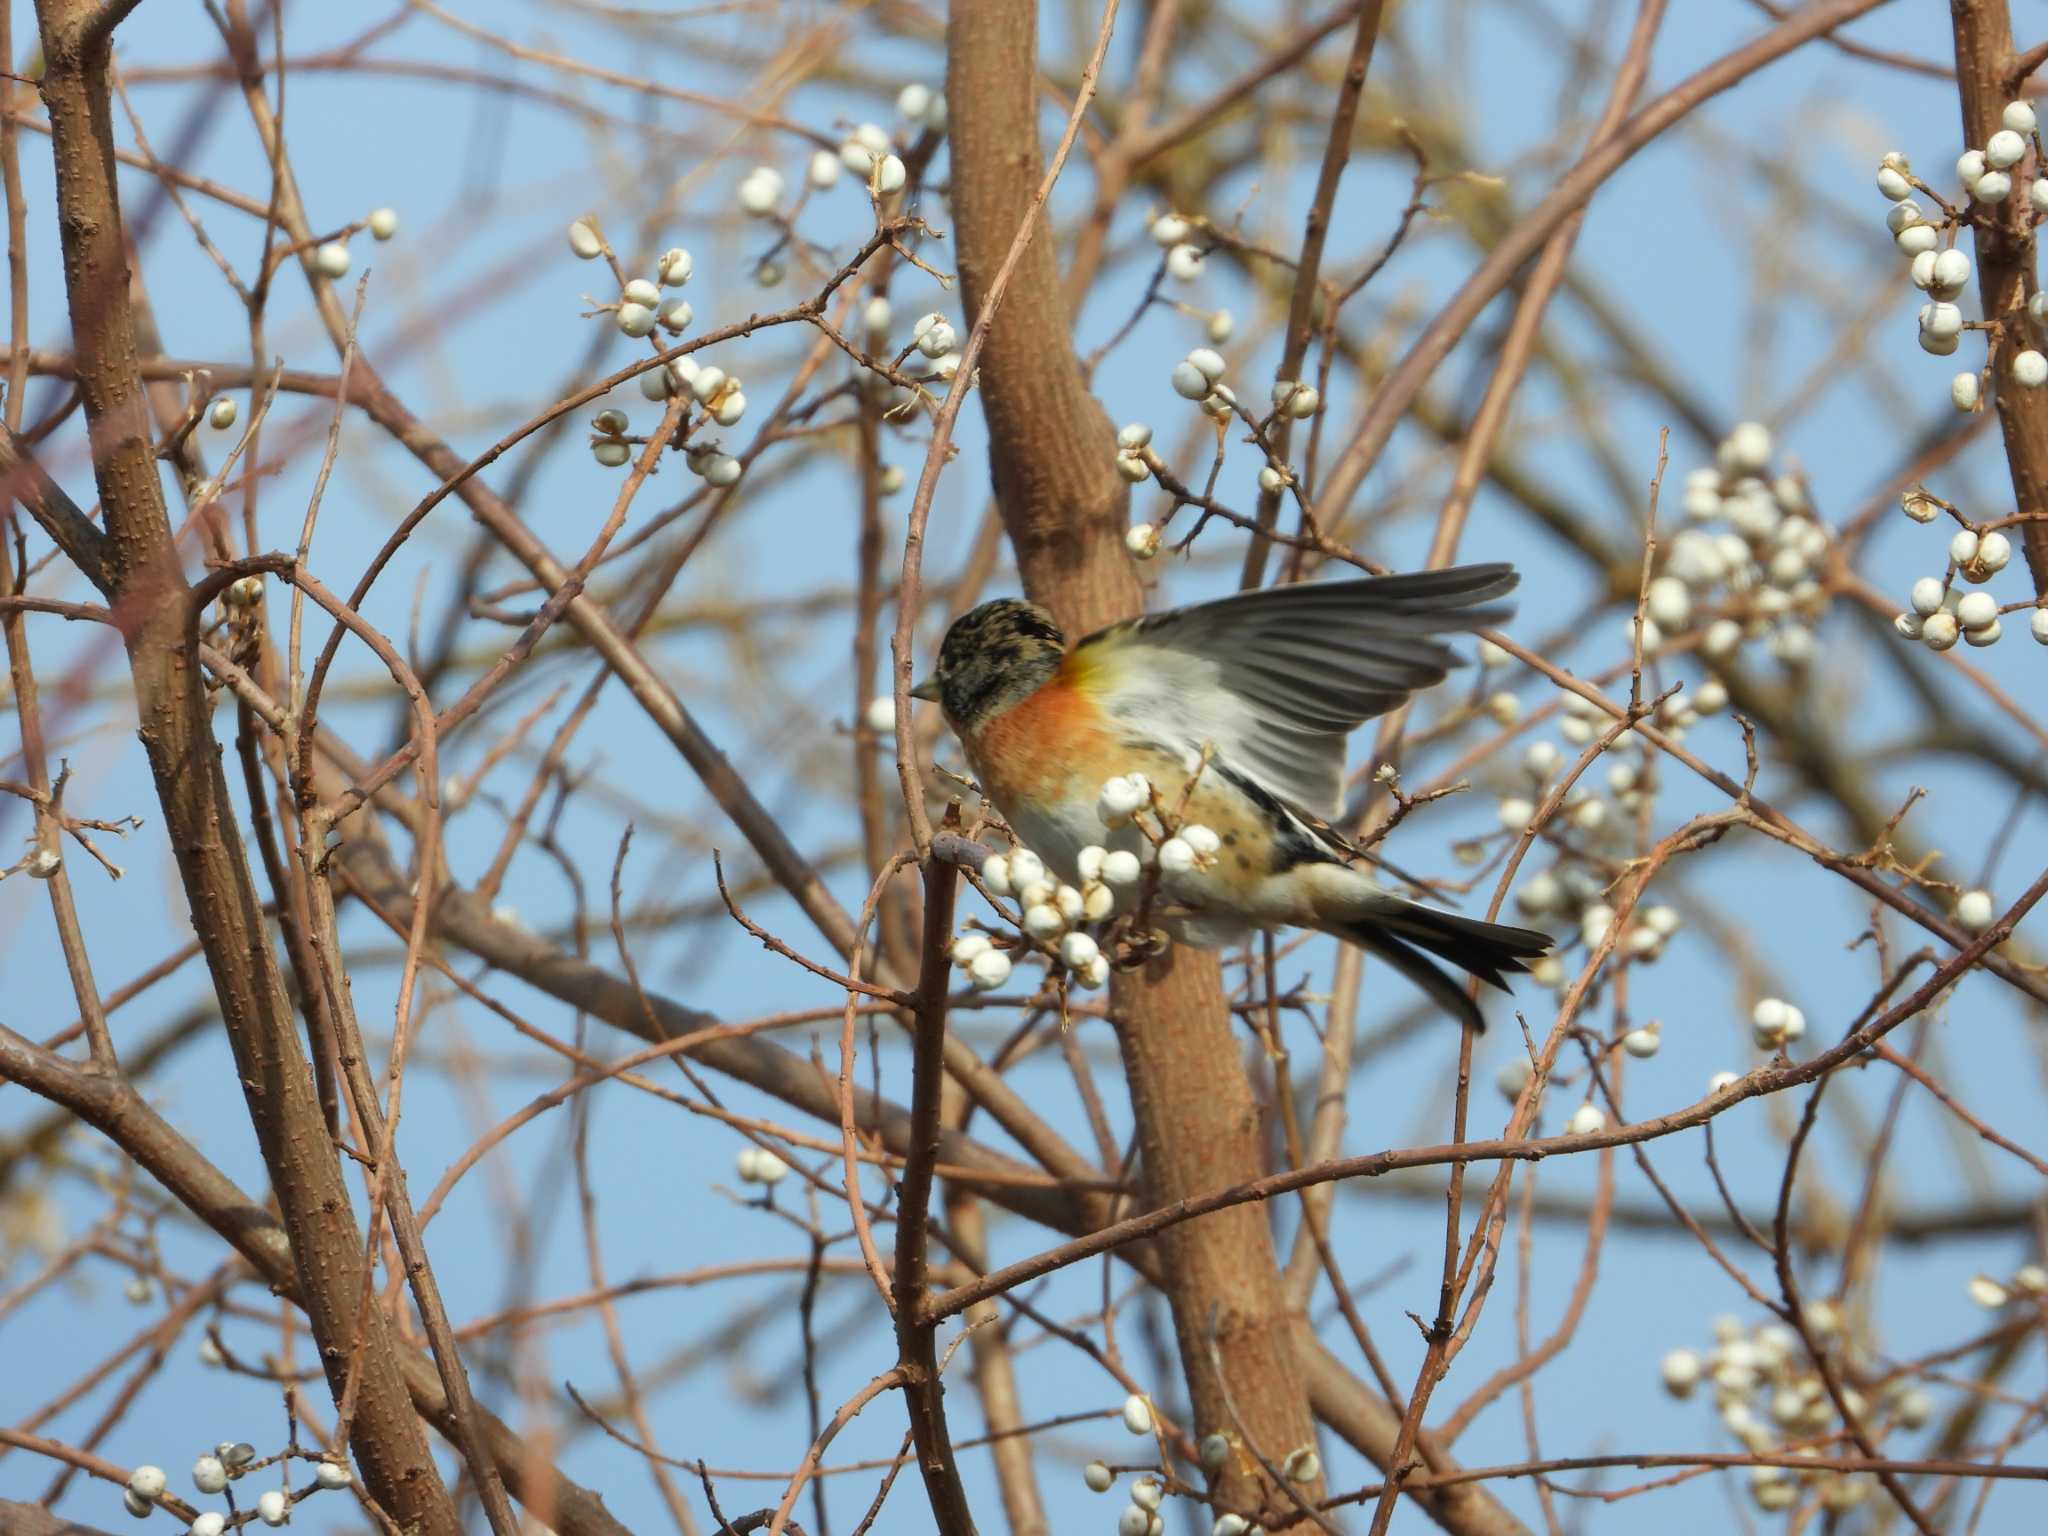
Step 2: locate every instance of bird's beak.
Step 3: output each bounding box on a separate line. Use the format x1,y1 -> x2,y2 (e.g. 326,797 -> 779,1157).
909,675 -> 942,703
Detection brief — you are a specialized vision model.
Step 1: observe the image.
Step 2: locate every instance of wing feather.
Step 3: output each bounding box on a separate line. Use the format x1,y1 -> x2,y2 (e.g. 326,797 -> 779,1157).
1073,565 -> 1516,814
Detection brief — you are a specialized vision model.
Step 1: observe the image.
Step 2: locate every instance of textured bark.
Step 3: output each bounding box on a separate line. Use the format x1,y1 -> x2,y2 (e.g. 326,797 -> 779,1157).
1950,0 -> 2048,592
22,8 -> 456,1531
947,0 -> 1320,1514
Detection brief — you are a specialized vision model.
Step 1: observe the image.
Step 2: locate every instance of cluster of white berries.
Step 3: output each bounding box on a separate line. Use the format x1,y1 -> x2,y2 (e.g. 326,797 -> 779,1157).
1500,736 -> 1682,990
1670,422 -> 1830,671
1891,491 -> 2043,650
308,208 -> 397,283
1098,772 -> 1221,885
1660,1311 -> 1898,1515
1146,212 -> 1233,341
1115,423 -> 1169,560
962,775 -> 1220,994
601,243 -> 696,341
1078,1399 -> 1284,1536
574,231 -> 708,476
969,845 -> 1117,992
734,1144 -> 791,1185
1874,103 -> 2048,406
1749,995 -> 1806,1052
1115,421 -> 1155,487
832,122 -> 909,199
1268,379 -> 1320,420
1150,211 -> 1206,283
125,1445 -> 354,1530
794,91 -> 945,207
1169,345 -> 1235,419
909,311 -> 964,384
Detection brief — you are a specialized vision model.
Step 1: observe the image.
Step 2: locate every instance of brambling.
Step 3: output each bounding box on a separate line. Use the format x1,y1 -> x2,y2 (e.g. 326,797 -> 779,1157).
911,563 -> 1551,1031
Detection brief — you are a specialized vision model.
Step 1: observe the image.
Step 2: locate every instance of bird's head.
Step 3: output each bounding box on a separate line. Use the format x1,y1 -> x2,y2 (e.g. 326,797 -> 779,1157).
912,598 -> 1067,729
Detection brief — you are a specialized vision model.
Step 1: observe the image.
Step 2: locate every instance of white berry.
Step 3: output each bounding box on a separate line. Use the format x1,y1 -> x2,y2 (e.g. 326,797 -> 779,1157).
2016,350 -> 2048,386
1165,243 -> 1203,281
1100,849 -> 1143,886
192,1457 -> 227,1495
1125,522 -> 1161,560
1969,1275 -> 2010,1309
1121,1393 -> 1154,1435
736,166 -> 784,215
128,1467 -> 167,1502
1661,1348 -> 1701,1396
1568,1102 -> 1607,1135
1022,903 -> 1065,941
1718,421 -> 1772,475
1059,932 -> 1100,971
1920,301 -> 1964,341
314,242 -> 350,278
1957,590 -> 1998,629
257,1491 -> 288,1526
1954,888 -> 1995,933
967,948 -> 1012,991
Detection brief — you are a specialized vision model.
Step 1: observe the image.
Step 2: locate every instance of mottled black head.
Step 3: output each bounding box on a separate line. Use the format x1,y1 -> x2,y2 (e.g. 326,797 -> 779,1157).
912,598 -> 1067,729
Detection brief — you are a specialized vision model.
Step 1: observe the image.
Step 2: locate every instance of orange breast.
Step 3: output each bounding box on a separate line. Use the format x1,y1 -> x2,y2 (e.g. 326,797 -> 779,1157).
963,672 -> 1118,808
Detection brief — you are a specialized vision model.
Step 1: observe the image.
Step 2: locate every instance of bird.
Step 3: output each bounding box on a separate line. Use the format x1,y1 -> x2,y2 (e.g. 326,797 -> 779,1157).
909,563 -> 1552,1031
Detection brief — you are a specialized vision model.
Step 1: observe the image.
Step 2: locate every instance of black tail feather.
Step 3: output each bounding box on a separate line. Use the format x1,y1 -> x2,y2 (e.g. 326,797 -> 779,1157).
1337,907 -> 1553,1032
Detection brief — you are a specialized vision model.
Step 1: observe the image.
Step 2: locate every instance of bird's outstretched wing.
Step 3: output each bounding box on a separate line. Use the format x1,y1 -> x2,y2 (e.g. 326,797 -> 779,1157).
1065,565 -> 1517,815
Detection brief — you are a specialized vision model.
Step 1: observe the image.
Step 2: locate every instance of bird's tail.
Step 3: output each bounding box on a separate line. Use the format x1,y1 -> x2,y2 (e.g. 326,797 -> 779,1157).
1318,888 -> 1551,1033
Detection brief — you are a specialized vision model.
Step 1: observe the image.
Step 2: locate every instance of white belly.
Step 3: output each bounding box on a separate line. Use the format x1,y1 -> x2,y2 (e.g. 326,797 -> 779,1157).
996,793 -> 1143,887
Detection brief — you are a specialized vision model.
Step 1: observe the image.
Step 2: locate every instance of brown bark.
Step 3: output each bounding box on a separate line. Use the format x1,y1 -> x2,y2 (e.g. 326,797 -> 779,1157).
1950,0 -> 2048,592
947,0 -> 1320,1516
19,7 -> 455,1531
